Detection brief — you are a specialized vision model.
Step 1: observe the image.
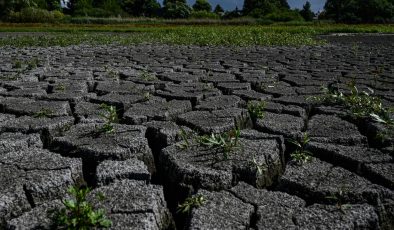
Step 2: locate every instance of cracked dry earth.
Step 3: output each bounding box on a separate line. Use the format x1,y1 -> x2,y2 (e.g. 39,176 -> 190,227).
0,34 -> 393,230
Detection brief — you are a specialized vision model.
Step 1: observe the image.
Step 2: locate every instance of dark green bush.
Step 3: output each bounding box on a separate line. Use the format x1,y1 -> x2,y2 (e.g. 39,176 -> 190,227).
163,2 -> 191,19
265,10 -> 304,22
190,11 -> 220,19
7,7 -> 65,23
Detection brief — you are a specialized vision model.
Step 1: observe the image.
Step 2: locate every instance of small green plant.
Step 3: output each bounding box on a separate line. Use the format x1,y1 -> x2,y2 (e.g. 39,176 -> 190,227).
99,104 -> 118,133
27,58 -> 40,70
197,128 -> 241,159
289,133 -> 312,164
12,60 -> 23,69
33,108 -> 53,118
140,71 -> 158,81
177,195 -> 205,214
325,187 -> 350,214
176,128 -> 193,150
55,84 -> 66,91
104,65 -> 118,79
54,186 -> 112,229
310,83 -> 392,121
252,157 -> 266,175
309,83 -> 394,142
247,100 -> 266,121
143,92 -> 151,101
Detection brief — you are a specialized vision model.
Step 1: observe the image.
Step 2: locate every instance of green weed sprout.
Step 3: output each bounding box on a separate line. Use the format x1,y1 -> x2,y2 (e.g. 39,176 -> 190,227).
198,128 -> 241,159
325,187 -> 350,214
140,71 -> 158,81
99,104 -> 119,133
309,83 -> 394,141
247,100 -> 266,121
143,92 -> 151,101
55,84 -> 66,91
177,195 -> 205,214
27,58 -> 39,70
176,128 -> 193,150
54,186 -> 111,229
289,133 -> 312,165
310,83 -> 390,121
13,60 -> 22,69
33,108 -> 53,118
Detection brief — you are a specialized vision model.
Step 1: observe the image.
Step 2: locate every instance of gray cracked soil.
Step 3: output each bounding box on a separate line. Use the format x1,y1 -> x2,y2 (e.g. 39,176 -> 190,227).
0,35 -> 394,229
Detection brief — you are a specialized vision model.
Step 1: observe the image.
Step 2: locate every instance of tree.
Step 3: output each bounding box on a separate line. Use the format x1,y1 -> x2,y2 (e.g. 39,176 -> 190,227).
213,4 -> 224,15
163,0 -> 191,18
121,0 -> 160,17
192,0 -> 211,12
73,0 -> 94,16
45,0 -> 61,10
324,0 -> 394,23
99,0 -> 123,15
278,0 -> 289,9
243,0 -> 289,16
300,1 -> 314,21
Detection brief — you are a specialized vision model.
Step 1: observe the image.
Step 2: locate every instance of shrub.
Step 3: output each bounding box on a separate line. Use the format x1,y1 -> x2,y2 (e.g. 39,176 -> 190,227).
288,133 -> 312,165
197,128 -> 241,159
53,186 -> 112,229
7,7 -> 65,23
265,10 -> 304,22
190,11 -> 220,19
177,195 -> 205,213
163,2 -> 191,19
247,100 -> 266,122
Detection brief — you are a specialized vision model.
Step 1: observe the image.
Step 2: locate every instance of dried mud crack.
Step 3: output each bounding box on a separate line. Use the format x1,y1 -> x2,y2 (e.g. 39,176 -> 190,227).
0,35 -> 393,229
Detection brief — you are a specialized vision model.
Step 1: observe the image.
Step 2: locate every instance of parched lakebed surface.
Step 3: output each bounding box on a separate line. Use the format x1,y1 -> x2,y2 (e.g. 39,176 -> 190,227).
0,35 -> 394,229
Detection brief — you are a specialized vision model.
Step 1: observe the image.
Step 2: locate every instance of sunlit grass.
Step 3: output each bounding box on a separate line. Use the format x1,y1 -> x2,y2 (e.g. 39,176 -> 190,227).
0,23 -> 393,47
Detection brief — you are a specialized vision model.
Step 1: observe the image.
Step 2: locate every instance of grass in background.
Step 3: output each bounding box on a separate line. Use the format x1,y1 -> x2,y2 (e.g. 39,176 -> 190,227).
0,22 -> 393,47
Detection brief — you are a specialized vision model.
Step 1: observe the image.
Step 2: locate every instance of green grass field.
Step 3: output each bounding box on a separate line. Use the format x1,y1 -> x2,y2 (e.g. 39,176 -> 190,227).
0,22 -> 393,47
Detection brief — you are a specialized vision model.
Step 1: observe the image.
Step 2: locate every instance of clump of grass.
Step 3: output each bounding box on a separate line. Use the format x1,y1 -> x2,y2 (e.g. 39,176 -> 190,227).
55,84 -> 66,91
33,108 -> 53,118
325,187 -> 350,214
177,195 -> 205,214
309,83 -> 393,142
27,58 -> 40,70
140,70 -> 158,81
176,128 -> 193,150
99,104 -> 119,133
53,186 -> 111,229
247,100 -> 266,121
104,65 -> 118,79
12,58 -> 40,70
310,83 -> 391,120
197,128 -> 241,160
12,59 -> 22,69
143,92 -> 151,101
289,133 -> 312,165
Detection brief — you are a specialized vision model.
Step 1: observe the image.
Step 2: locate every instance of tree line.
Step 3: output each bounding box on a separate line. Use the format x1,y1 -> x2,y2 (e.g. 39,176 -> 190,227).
0,0 -> 393,23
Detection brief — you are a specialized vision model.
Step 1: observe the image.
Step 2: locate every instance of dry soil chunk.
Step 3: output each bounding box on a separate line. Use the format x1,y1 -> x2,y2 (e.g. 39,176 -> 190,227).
293,203 -> 379,229
188,189 -> 254,230
0,97 -> 71,117
230,182 -> 305,229
307,115 -> 367,145
160,131 -> 284,191
195,95 -> 242,111
178,108 -> 250,134
52,123 -> 154,170
96,159 -> 150,186
88,180 -> 173,230
0,132 -> 42,154
307,142 -> 393,189
255,112 -> 304,138
124,99 -> 192,124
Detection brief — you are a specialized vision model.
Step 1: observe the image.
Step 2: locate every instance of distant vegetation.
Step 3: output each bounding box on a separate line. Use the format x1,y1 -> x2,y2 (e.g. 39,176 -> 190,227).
1,0 -> 393,24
